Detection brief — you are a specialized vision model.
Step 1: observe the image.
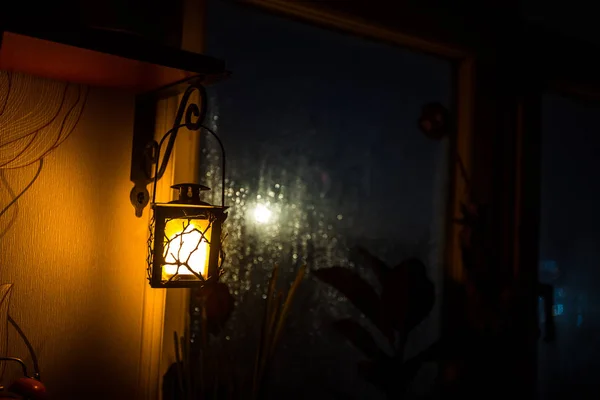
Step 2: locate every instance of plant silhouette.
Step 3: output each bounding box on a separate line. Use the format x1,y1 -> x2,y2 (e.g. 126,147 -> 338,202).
313,246 -> 438,399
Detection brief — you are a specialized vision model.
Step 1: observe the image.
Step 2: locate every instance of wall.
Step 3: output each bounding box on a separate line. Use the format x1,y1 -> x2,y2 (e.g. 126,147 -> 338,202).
0,85 -> 149,399
0,0 -> 210,397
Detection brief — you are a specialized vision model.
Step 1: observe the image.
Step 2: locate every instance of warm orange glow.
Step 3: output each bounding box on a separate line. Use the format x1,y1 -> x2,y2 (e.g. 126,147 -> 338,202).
0,32 -> 194,93
162,220 -> 211,281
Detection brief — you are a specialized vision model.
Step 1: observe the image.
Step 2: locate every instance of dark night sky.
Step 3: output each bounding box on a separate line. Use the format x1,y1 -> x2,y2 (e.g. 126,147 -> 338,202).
205,0 -> 451,246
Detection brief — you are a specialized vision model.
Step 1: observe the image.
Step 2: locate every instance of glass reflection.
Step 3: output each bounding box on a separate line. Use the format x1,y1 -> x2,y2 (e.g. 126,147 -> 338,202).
186,1 -> 453,398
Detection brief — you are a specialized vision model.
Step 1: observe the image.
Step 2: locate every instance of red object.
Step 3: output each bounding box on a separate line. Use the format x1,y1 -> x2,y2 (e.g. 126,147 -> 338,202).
198,282 -> 235,335
8,378 -> 46,400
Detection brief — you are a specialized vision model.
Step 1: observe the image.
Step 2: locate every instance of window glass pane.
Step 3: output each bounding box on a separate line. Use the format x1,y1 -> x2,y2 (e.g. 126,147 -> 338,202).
191,2 -> 453,398
538,93 -> 600,399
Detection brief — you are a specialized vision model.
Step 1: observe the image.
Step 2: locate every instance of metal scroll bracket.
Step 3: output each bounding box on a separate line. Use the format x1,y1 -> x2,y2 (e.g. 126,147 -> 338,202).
129,75 -> 209,217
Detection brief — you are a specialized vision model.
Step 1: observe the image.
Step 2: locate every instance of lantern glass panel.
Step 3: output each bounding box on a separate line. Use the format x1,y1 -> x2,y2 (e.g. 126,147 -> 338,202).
148,203 -> 225,288
162,217 -> 212,281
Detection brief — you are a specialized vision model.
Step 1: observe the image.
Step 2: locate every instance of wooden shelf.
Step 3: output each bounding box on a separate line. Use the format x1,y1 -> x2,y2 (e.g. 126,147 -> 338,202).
0,25 -> 227,93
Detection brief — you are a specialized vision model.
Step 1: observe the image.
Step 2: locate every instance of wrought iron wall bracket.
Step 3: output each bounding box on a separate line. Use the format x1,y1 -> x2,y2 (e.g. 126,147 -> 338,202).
130,75 -> 210,217
129,73 -> 229,217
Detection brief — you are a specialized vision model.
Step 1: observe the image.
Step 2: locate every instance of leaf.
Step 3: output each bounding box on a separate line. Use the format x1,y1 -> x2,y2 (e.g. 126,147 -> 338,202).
254,265 -> 279,397
271,265 -> 306,357
313,267 -> 390,339
350,246 -> 390,285
359,355 -> 421,398
333,318 -> 382,360
411,339 -> 444,363
255,265 -> 306,400
173,333 -> 184,394
382,258 -> 435,336
204,282 -> 235,336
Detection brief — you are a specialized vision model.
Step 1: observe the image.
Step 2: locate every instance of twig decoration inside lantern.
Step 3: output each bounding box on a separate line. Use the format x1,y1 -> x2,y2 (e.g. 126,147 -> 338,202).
145,83 -> 229,289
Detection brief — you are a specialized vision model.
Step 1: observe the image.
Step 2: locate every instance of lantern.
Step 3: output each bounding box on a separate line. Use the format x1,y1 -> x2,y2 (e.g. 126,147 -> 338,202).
136,82 -> 229,289
147,183 -> 228,288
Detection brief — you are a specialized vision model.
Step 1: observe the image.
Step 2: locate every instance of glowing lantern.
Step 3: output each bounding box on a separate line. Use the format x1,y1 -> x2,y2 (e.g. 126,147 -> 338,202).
134,82 -> 230,289
148,183 -> 228,288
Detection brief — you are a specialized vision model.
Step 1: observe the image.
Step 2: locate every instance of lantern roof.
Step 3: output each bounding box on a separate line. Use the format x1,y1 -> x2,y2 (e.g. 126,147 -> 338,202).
170,183 -> 213,205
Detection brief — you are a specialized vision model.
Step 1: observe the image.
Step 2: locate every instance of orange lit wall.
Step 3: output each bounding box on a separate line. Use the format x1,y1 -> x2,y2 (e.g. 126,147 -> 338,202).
0,86 -> 151,398
0,2 -> 207,398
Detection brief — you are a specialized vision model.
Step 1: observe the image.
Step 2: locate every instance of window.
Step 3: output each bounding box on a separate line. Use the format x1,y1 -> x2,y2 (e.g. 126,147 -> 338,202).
538,92 -> 600,399
191,1 -> 453,397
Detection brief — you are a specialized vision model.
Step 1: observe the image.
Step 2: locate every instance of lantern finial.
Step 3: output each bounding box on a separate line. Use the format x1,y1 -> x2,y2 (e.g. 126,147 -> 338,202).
171,183 -> 211,205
